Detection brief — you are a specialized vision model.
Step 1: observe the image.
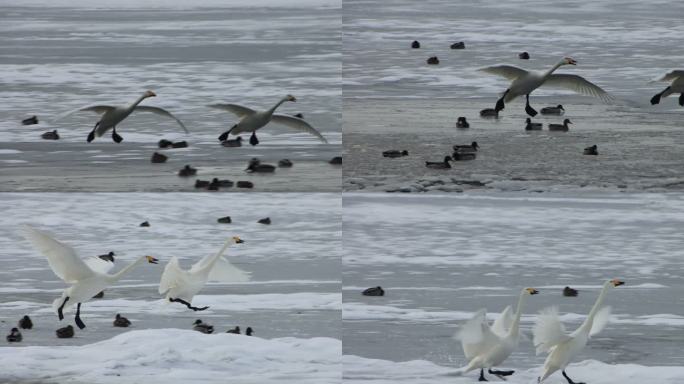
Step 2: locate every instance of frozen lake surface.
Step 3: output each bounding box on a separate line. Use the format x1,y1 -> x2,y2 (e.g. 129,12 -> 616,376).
0,0 -> 341,191
342,193 -> 684,382
0,192 -> 341,381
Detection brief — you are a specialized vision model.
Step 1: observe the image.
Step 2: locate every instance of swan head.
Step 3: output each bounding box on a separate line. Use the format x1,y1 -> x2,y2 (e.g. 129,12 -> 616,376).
145,256 -> 159,264
525,288 -> 539,295
232,236 -> 245,244
609,279 -> 625,287
144,90 -> 157,98
285,94 -> 297,102
562,57 -> 577,66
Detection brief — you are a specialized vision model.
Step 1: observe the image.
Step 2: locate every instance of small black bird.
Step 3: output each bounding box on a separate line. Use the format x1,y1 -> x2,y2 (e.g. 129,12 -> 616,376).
362,286 -> 385,296
193,319 -> 214,334
6,328 -> 22,342
246,327 -> 254,336
226,326 -> 241,334
18,315 -> 33,330
113,314 -> 131,327
56,325 -> 74,339
563,286 -> 579,297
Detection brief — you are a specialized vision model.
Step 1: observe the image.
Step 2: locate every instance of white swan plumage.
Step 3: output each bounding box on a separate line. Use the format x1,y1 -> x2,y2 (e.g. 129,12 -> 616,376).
158,236 -> 251,311
453,287 -> 539,381
22,225 -> 158,329
480,57 -> 612,117
534,279 -> 624,383
210,95 -> 328,145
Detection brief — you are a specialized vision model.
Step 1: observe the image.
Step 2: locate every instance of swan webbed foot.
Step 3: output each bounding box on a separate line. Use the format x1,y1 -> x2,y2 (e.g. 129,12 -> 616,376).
112,127 -> 123,143
495,98 -> 505,112
57,296 -> 69,321
87,131 -> 95,143
679,93 -> 684,106
489,369 -> 514,376
650,93 -> 661,105
478,369 -> 488,382
249,131 -> 259,146
75,302 -> 86,329
561,370 -> 585,384
170,297 -> 209,312
218,131 -> 230,141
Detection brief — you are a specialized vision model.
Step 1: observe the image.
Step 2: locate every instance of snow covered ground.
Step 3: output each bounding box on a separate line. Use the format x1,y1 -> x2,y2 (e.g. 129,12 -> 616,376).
0,192 -> 341,383
342,192 -> 684,382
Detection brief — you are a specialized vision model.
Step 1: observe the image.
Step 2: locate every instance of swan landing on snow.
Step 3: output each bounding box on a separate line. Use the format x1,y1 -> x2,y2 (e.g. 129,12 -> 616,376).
480,57 -> 612,117
56,90 -> 188,143
158,236 -> 251,311
22,226 -> 159,329
209,95 -> 328,146
454,287 -> 539,381
534,279 -> 624,384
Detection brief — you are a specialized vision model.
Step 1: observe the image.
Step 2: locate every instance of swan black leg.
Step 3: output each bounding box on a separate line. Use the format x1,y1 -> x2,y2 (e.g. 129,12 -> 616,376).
169,297 -> 209,311
218,124 -> 237,142
525,94 -> 538,117
57,296 -> 69,320
489,368 -> 515,376
478,368 -> 488,381
249,131 -> 259,146
495,90 -> 509,112
562,370 -> 585,384
651,86 -> 670,105
679,93 -> 684,106
75,302 -> 86,329
87,122 -> 99,143
112,126 -> 123,143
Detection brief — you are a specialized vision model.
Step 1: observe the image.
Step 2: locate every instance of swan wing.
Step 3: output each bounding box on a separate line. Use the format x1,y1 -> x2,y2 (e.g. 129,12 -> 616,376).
271,114 -> 329,143
544,74 -> 613,102
533,306 -> 571,355
589,306 -> 612,337
658,70 -> 684,82
208,103 -> 256,118
83,257 -> 114,274
158,256 -> 184,295
491,305 -> 514,337
455,309 -> 500,360
479,65 -> 529,80
133,106 -> 189,133
22,226 -> 95,283
53,105 -> 115,122
207,256 -> 251,282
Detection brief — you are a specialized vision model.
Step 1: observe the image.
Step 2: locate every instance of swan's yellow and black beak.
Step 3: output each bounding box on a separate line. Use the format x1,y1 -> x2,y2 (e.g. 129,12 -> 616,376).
611,279 -> 625,287
526,288 -> 539,295
232,236 -> 245,244
146,256 -> 159,264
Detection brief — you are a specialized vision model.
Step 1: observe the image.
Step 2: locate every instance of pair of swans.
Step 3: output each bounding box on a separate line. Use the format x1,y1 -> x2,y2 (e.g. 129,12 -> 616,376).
58,92 -> 328,145
22,226 -> 250,329
455,279 -> 624,383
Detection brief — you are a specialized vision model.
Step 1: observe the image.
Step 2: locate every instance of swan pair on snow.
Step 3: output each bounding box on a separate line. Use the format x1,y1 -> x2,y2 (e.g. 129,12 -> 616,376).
56,92 -> 328,145
454,279 -> 624,383
21,226 -> 250,329
481,57 -> 684,114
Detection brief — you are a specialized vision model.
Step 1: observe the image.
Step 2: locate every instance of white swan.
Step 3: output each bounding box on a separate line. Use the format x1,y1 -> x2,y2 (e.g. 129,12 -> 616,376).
22,226 -> 159,329
480,57 -> 612,117
650,70 -> 684,106
534,279 -> 624,384
454,287 -> 539,381
209,95 -> 328,146
56,90 -> 188,143
158,236 -> 251,311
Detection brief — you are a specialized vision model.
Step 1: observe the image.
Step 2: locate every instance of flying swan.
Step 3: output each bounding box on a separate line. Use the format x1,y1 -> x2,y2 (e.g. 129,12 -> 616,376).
209,95 -> 328,146
650,70 -> 684,106
533,279 -> 625,384
480,57 -> 612,116
22,226 -> 159,329
158,236 -> 251,311
454,287 -> 539,381
56,90 -> 188,143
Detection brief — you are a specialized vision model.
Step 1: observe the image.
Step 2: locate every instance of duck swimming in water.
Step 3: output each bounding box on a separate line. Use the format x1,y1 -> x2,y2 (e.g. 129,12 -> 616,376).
456,117 -> 470,128
226,326 -> 240,334
426,156 -> 452,169
193,319 -> 214,334
382,150 -> 409,158
56,325 -> 74,339
41,130 -> 60,140
548,119 -> 572,131
479,108 -> 499,118
453,142 -> 479,152
18,315 -> 33,330
525,118 -> 542,130
222,136 -> 243,147
541,104 -> 565,115
113,313 -> 131,327
583,145 -> 598,155
6,328 -> 22,343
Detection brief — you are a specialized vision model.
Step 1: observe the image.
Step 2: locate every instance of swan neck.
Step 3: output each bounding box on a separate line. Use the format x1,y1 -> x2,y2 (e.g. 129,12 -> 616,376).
582,281 -> 611,331
508,291 -> 527,336
129,94 -> 148,110
197,239 -> 233,274
543,61 -> 564,79
109,256 -> 146,282
266,97 -> 288,116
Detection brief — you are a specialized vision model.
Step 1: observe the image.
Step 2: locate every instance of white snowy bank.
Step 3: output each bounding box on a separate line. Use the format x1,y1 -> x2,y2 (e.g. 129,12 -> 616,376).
0,329 -> 341,384
343,355 -> 684,384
